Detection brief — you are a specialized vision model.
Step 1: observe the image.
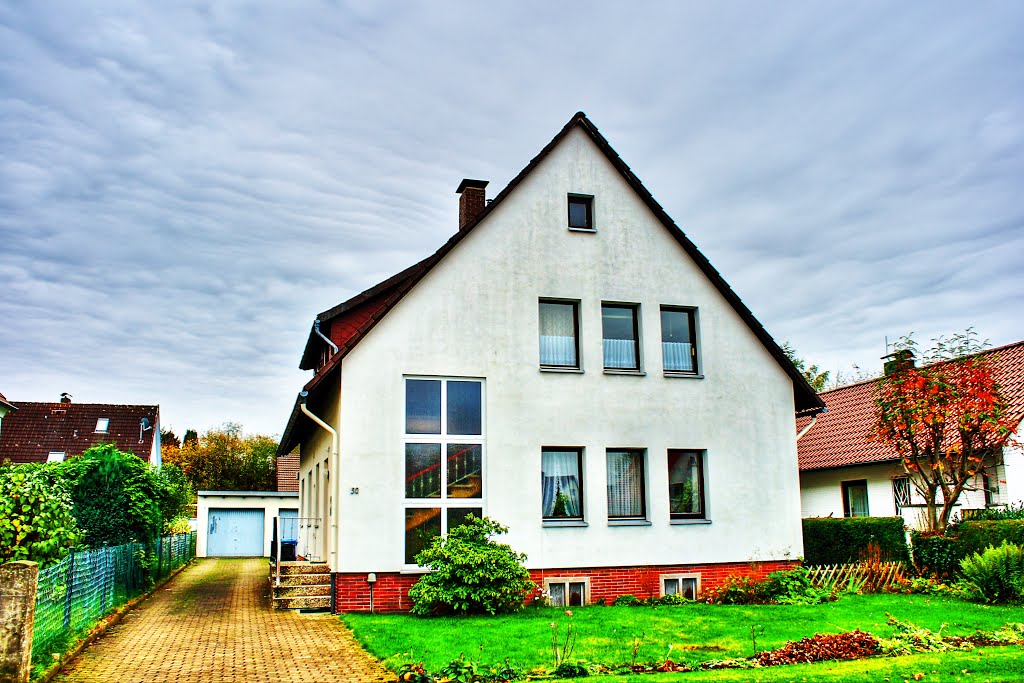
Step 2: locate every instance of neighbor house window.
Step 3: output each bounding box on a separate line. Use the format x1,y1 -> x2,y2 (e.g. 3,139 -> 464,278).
607,449 -> 646,520
542,448 -> 584,521
539,300 -> 580,369
668,450 -> 705,520
892,476 -> 911,513
660,307 -> 699,374
95,418 -> 109,433
47,451 -> 65,463
405,378 -> 484,564
602,304 -> 640,371
842,480 -> 869,517
661,574 -> 699,600
545,577 -> 589,606
567,194 -> 593,230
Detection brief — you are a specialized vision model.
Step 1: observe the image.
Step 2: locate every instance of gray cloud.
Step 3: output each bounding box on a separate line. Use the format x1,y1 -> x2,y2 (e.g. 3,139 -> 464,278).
1,1 -> 1022,434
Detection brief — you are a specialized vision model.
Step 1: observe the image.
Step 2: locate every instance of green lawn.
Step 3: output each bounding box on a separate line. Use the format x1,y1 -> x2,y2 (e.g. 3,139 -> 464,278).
343,595 -> 1024,680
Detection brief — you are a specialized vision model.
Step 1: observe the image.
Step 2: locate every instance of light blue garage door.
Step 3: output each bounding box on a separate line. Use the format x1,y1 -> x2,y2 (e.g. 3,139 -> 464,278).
207,508 -> 265,557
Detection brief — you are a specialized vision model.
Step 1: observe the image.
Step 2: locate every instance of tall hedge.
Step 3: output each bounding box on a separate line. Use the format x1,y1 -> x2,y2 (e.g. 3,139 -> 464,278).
802,517 -> 908,565
957,520 -> 1024,556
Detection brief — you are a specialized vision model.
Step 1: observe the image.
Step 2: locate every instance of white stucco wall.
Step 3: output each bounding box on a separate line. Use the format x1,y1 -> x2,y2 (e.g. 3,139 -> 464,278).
311,127 -> 805,574
800,446 -> 1020,530
196,492 -> 299,557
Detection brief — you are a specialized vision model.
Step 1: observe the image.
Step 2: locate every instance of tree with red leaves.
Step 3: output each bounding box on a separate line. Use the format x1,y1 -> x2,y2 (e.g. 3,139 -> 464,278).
872,330 -> 1018,531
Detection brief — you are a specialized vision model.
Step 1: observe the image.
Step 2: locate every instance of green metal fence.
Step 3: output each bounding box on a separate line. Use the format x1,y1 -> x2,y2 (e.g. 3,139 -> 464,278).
32,532 -> 197,663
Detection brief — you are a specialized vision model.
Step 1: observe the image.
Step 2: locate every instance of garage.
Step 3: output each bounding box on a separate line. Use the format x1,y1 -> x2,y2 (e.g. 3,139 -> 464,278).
196,491 -> 299,558
207,508 -> 265,556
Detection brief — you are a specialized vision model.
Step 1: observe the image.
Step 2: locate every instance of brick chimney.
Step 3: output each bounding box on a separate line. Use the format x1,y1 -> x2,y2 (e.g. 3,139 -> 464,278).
882,349 -> 915,376
456,179 -> 489,230
60,392 -> 72,404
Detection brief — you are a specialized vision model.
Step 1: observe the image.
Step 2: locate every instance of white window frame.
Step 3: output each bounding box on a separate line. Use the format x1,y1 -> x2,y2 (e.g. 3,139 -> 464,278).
95,418 -> 109,433
404,376 -> 486,567
544,576 -> 591,606
660,573 -> 700,599
47,451 -> 66,463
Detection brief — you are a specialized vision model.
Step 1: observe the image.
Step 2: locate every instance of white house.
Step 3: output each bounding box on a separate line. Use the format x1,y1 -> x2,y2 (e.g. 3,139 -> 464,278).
278,112 -> 824,612
798,341 -> 1024,529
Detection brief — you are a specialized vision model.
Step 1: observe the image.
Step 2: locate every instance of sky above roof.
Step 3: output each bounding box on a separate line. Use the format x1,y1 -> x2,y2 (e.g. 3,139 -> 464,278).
2,2 -> 1022,437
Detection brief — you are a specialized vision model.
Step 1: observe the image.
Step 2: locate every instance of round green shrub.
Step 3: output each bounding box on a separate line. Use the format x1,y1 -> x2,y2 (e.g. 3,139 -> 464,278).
407,515 -> 534,616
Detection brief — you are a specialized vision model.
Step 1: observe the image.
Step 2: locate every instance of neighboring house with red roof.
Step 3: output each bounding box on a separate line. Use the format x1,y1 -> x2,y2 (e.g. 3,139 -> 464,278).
797,341 -> 1024,529
278,112 -> 824,612
0,394 -> 161,465
276,451 -> 299,493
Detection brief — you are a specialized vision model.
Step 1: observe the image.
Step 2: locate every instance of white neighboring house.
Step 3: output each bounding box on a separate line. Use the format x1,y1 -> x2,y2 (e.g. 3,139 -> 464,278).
278,112 -> 824,612
798,341 -> 1024,529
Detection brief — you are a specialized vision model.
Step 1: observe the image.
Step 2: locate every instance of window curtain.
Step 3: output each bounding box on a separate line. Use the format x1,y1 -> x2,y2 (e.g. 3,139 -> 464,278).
607,450 -> 643,517
539,304 -> 576,366
542,451 -> 581,517
662,342 -> 693,371
603,339 -> 636,369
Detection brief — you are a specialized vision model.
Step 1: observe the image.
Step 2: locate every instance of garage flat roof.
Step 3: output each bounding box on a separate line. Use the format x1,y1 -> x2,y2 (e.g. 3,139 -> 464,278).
198,491 -> 298,497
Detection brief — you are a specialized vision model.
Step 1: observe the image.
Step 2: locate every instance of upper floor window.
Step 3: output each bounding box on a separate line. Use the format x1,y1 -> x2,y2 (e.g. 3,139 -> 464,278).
567,194 -> 593,230
539,300 -> 580,369
404,378 -> 484,564
668,450 -> 705,520
661,307 -> 699,374
602,304 -> 640,371
95,418 -> 109,433
607,449 -> 646,520
542,448 -> 584,521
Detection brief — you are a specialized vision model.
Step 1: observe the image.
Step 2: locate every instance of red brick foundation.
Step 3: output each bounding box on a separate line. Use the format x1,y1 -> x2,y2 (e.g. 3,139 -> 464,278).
334,560 -> 798,613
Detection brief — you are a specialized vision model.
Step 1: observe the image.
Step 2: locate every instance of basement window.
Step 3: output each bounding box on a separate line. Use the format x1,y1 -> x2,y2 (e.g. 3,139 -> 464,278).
95,418 -> 109,433
544,577 -> 590,606
661,574 -> 699,599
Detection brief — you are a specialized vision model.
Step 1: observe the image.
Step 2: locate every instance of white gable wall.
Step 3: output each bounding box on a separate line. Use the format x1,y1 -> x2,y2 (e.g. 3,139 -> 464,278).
332,127 -> 802,573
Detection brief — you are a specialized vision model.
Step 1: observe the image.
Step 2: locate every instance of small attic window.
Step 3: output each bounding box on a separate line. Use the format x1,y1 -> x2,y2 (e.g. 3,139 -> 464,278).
95,418 -> 109,433
47,451 -> 66,463
568,194 -> 594,231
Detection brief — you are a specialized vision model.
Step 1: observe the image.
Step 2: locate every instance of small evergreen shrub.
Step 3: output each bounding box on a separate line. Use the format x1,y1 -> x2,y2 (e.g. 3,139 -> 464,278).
910,532 -> 964,578
802,517 -> 908,565
407,516 -> 534,616
959,541 -> 1024,603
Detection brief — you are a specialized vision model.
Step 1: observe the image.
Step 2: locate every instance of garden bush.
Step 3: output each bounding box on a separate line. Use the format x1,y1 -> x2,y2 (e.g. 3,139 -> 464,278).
910,531 -> 963,578
408,515 -> 534,616
63,444 -> 170,547
957,520 -> 1024,557
704,567 -> 833,605
0,462 -> 80,567
959,541 -> 1024,603
802,517 -> 908,565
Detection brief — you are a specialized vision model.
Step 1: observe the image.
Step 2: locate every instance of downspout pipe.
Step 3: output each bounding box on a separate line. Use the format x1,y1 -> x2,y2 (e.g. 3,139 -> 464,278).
300,390 -> 339,571
796,407 -> 826,442
314,319 -> 339,355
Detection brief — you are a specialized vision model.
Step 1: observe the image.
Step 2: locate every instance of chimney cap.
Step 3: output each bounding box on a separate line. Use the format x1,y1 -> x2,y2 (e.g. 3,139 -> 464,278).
456,178 -> 489,194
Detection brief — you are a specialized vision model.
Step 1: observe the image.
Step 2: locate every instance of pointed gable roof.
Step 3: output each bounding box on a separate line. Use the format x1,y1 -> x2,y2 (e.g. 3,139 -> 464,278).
797,340 -> 1024,471
281,112 -> 825,453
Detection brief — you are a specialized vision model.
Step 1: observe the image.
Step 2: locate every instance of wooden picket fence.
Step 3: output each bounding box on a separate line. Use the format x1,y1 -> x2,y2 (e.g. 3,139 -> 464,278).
805,561 -> 907,593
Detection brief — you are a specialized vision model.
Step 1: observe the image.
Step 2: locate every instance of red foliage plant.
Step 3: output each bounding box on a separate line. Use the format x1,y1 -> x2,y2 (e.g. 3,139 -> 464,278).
871,332 -> 1019,531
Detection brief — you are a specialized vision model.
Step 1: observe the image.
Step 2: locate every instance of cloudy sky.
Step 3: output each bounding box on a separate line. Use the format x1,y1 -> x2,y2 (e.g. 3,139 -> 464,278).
2,2 -> 1022,437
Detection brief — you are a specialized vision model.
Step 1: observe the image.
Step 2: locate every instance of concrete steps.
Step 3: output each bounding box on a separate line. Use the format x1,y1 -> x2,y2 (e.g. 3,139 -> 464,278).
270,562 -> 332,611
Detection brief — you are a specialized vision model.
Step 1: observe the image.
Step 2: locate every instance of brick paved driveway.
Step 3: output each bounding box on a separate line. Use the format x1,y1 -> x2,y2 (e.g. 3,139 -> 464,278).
56,558 -> 389,683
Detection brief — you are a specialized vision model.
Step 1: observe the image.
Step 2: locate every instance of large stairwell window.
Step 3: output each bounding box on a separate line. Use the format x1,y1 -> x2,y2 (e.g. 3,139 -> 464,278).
404,377 -> 484,565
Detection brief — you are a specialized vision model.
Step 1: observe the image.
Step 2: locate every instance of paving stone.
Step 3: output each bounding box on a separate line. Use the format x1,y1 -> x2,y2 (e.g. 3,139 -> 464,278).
55,558 -> 390,683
